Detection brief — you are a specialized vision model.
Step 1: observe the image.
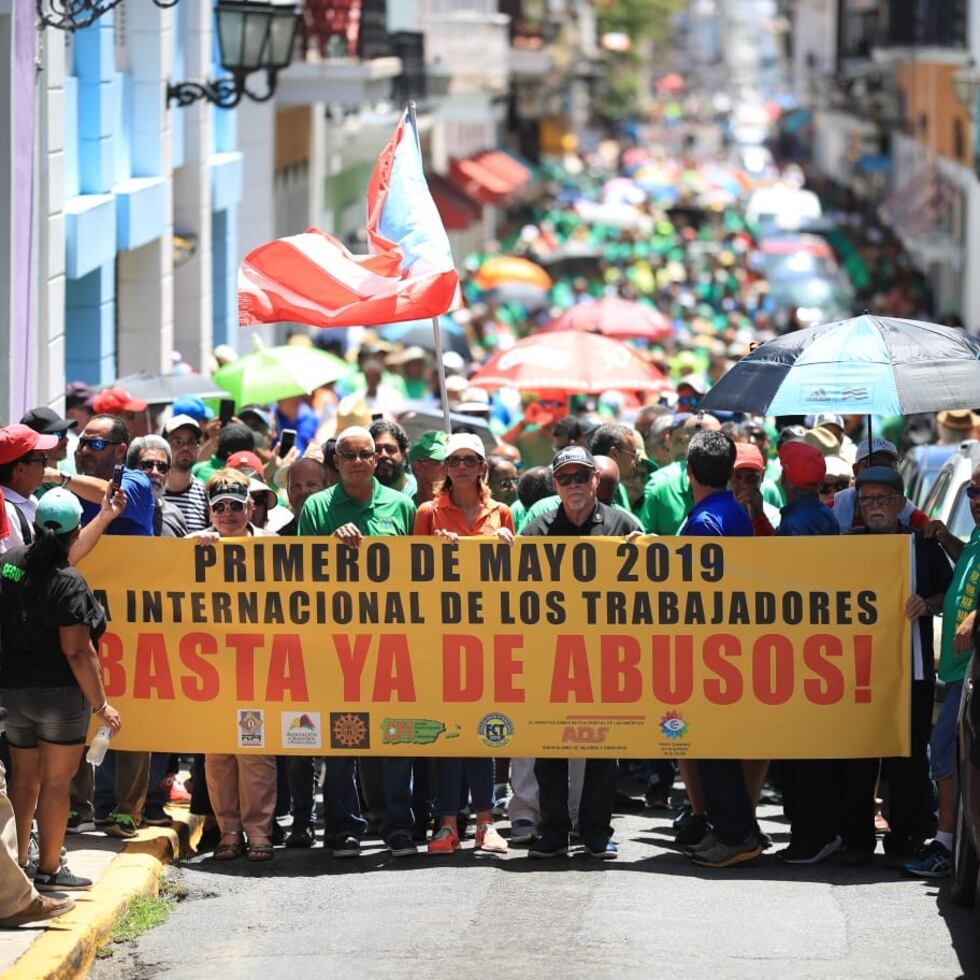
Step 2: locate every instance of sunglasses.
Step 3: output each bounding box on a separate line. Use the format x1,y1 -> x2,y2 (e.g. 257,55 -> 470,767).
820,481 -> 850,494
79,437 -> 123,452
966,486 -> 980,499
677,396 -> 700,408
337,450 -> 376,462
446,455 -> 482,469
210,500 -> 246,514
138,459 -> 171,474
555,469 -> 592,487
374,445 -> 401,456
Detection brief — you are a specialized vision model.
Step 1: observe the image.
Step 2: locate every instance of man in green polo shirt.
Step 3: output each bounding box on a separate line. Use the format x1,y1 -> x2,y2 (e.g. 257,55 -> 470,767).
297,425 -> 417,860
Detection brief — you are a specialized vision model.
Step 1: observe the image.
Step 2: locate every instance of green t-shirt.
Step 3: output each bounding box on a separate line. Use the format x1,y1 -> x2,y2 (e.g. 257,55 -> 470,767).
639,462 -> 692,535
298,479 -> 416,537
939,527 -> 980,682
511,498 -> 527,530
192,454 -> 224,483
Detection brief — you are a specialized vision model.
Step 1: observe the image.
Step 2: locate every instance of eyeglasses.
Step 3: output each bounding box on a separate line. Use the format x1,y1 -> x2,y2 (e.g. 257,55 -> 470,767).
138,459 -> 171,474
820,481 -> 850,494
374,445 -> 401,456
211,500 -> 246,514
168,436 -> 200,449
25,454 -> 48,467
337,450 -> 376,462
966,486 -> 980,499
614,445 -> 639,460
79,437 -> 123,452
446,455 -> 482,469
495,477 -> 519,487
857,493 -> 900,507
555,469 -> 592,487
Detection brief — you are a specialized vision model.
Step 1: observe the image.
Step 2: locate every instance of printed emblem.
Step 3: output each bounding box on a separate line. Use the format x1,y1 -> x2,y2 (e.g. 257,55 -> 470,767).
330,712 -> 370,749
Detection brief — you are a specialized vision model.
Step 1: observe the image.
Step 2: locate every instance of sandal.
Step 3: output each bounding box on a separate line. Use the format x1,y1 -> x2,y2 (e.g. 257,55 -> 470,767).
246,836 -> 274,862
213,832 -> 243,861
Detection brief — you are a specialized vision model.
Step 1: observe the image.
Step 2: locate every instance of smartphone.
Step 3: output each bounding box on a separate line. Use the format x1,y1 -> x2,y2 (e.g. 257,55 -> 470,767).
219,399 -> 235,427
111,464 -> 124,492
279,428 -> 297,456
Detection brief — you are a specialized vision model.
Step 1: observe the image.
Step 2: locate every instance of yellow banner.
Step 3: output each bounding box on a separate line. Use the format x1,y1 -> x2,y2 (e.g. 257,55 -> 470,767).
79,535 -> 912,759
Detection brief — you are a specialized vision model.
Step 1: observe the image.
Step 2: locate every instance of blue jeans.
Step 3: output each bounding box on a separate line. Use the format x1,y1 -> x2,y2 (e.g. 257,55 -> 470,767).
435,758 -> 494,818
287,756 -> 318,827
325,757 -> 414,843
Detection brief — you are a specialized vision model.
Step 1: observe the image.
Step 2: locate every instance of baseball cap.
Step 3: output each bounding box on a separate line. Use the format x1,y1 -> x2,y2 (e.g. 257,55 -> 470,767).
810,413 -> 844,430
0,424 -> 59,465
733,442 -> 765,471
164,414 -> 202,437
226,450 -> 264,475
778,440 -> 826,490
676,374 -> 707,395
238,406 -> 273,430
446,433 -> 486,459
207,475 -> 250,506
20,406 -> 77,434
552,446 -> 596,472
408,431 -> 448,463
854,437 -> 899,464
172,395 -> 214,421
35,487 -> 83,534
856,466 -> 904,495
92,387 -> 148,414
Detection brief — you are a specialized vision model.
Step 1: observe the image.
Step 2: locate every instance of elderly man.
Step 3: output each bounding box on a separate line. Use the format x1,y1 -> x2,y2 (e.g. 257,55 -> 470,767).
279,458 -> 327,538
729,443 -> 781,532
163,415 -> 210,532
487,454 -> 519,507
407,431 -> 448,509
128,436 -> 187,538
298,427 -> 417,859
905,463 -> 980,877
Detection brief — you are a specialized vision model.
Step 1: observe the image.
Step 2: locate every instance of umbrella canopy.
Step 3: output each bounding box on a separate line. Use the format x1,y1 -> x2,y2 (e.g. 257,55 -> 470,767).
106,371 -> 227,404
541,297 -> 673,342
377,317 -> 471,358
397,406 -> 498,456
213,345 -> 350,406
699,315 -> 980,416
469,330 -> 669,394
474,256 -> 552,291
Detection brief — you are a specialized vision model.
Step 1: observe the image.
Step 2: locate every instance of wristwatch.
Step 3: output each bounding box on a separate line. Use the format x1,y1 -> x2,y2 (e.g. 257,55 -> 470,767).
61,472 -> 71,487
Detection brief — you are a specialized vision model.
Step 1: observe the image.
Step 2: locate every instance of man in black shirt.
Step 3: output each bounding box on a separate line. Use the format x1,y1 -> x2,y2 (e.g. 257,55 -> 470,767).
523,447 -> 640,860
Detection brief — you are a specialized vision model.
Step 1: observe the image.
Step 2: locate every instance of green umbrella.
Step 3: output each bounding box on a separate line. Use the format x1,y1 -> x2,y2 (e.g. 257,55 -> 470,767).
213,345 -> 351,406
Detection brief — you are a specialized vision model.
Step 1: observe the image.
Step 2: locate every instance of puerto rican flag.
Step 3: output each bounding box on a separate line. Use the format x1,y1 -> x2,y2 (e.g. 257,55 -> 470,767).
238,109 -> 462,328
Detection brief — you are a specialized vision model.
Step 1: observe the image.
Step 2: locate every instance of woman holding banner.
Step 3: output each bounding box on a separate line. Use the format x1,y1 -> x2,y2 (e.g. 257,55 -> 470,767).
191,470 -> 278,862
414,434 -> 514,855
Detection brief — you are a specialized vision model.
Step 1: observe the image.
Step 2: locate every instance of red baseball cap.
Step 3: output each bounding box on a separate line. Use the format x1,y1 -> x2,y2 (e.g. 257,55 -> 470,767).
0,424 -> 59,465
733,442 -> 765,472
226,450 -> 264,475
779,441 -> 826,490
92,387 -> 148,414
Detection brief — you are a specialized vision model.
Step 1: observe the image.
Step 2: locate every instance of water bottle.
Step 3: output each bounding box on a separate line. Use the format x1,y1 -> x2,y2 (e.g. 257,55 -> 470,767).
86,726 -> 112,766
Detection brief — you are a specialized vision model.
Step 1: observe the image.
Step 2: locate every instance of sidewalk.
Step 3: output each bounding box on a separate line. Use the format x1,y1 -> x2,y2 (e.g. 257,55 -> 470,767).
0,808 -> 201,980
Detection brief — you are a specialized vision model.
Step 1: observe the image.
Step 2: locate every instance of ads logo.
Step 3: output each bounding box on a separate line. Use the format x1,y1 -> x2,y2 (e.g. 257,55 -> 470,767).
330,712 -> 370,750
659,711 -> 688,740
478,712 -> 514,748
237,709 -> 265,748
381,718 -> 447,745
562,725 -> 609,744
281,712 -> 322,750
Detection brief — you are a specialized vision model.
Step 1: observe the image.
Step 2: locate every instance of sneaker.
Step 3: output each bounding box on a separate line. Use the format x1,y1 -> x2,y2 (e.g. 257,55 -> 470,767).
65,812 -> 95,834
584,839 -> 618,860
509,820 -> 538,845
427,826 -> 461,855
528,836 -> 569,859
331,836 -> 360,859
777,836 -> 843,865
675,812 -> 708,847
104,814 -> 138,839
475,823 -> 508,854
689,837 -> 763,868
28,831 -> 40,871
0,894 -> 75,927
142,805 -> 173,827
672,803 -> 693,828
902,840 -> 953,879
34,865 -> 93,891
94,811 -> 113,827
18,861 -> 37,880
387,831 -> 418,858
285,825 -> 314,849
164,773 -> 192,805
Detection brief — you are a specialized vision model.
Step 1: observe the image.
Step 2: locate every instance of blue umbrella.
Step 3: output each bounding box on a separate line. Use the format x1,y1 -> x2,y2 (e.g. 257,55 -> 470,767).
700,315 -> 980,417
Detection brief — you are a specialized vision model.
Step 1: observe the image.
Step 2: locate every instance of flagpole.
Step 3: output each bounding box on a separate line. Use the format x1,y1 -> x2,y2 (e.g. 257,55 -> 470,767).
407,100 -> 454,437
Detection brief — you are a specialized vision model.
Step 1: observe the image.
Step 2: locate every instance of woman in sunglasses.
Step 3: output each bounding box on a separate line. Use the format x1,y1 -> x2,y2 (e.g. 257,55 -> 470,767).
414,433 -> 514,855
189,470 -> 278,862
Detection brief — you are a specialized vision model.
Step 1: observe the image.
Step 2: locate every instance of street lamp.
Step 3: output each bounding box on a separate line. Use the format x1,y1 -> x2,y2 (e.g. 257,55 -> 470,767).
167,0 -> 301,109
37,0 -> 178,33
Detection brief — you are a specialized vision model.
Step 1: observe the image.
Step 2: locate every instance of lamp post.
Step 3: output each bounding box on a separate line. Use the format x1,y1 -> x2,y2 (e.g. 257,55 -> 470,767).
167,0 -> 301,109
37,0 -> 178,33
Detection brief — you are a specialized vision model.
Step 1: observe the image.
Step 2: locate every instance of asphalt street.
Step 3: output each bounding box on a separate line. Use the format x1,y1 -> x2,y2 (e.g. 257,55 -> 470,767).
90,798 -> 979,980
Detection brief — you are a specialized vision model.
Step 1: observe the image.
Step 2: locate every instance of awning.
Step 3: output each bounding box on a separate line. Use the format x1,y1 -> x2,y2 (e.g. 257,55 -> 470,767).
427,172 -> 483,231
450,155 -> 519,205
473,150 -> 533,192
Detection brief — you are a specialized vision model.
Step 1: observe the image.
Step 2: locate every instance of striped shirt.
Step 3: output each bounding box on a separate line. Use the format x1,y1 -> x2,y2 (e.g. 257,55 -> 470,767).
164,477 -> 210,533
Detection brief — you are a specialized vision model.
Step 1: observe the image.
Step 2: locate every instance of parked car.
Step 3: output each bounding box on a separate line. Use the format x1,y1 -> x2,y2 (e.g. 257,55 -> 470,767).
921,441 -> 980,541
951,631 -> 979,923
899,444 -> 960,509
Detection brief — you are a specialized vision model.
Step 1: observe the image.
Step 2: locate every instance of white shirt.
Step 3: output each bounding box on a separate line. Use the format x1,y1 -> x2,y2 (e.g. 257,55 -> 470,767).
0,487 -> 38,554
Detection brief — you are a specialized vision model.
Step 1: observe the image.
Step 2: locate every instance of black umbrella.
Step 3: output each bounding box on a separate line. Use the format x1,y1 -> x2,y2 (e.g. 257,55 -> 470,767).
397,407 -> 499,456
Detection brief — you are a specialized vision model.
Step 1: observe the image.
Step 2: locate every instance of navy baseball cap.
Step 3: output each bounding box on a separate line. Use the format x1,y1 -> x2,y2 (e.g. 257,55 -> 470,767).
552,446 -> 595,472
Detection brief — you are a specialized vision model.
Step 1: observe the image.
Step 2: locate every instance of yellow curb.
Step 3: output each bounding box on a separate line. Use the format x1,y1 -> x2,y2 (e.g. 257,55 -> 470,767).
3,813 -> 202,980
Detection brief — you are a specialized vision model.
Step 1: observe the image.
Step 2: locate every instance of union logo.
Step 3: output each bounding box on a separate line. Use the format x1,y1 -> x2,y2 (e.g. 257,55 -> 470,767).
659,711 -> 688,740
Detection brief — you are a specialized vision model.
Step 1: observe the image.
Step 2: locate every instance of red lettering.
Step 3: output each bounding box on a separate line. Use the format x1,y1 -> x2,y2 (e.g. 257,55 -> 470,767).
600,636 -> 641,702
97,632 -> 126,697
372,634 -> 416,702
333,634 -> 371,701
493,635 -> 525,702
442,635 -> 483,702
549,635 -> 594,702
227,633 -> 263,701
178,632 -> 219,701
803,634 -> 844,705
651,635 -> 693,704
266,634 -> 309,701
702,634 -> 742,705
752,634 -> 794,705
133,632 -> 175,700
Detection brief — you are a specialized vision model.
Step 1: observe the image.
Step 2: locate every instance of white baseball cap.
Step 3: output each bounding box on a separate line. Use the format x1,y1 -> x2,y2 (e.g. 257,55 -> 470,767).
854,437 -> 899,464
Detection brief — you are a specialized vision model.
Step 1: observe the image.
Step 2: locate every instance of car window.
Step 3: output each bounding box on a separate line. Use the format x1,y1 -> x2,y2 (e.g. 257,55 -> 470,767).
923,469 -> 952,519
948,483 -> 975,541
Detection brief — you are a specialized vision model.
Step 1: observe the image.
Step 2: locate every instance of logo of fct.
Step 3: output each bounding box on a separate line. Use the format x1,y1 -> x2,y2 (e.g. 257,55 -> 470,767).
329,712 -> 370,749
561,725 -> 609,744
478,712 -> 514,748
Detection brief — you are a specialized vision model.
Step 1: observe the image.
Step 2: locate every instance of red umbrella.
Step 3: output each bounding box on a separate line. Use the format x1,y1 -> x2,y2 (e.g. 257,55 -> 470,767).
469,330 -> 670,394
541,298 -> 673,341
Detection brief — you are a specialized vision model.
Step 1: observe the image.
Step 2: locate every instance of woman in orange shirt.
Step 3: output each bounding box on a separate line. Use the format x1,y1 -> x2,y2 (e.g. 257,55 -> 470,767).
414,434 -> 514,855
